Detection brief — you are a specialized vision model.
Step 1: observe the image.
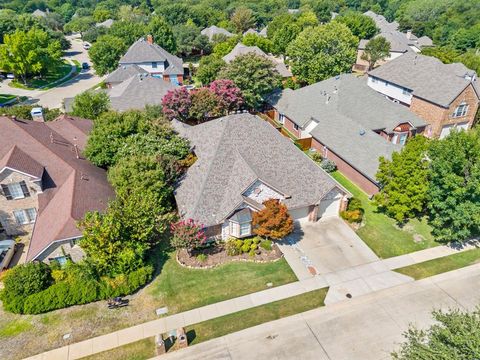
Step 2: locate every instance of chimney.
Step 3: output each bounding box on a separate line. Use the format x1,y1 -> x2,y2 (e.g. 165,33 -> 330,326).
147,35 -> 153,45
406,29 -> 412,39
31,107 -> 44,122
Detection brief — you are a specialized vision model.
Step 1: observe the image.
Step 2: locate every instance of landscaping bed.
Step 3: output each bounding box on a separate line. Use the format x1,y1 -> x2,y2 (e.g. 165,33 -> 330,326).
177,242 -> 283,268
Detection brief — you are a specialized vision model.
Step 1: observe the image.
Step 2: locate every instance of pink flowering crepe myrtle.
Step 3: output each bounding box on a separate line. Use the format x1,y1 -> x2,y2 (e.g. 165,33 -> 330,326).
170,218 -> 207,251
162,87 -> 192,121
209,79 -> 244,113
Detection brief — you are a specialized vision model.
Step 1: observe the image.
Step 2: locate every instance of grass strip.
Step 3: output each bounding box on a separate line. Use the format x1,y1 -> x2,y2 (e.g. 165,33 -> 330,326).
186,287 -> 328,345
81,337 -> 155,360
395,247 -> 480,280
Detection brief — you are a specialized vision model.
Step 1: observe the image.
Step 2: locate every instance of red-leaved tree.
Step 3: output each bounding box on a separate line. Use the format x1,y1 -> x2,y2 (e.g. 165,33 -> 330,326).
170,218 -> 207,252
162,87 -> 192,121
252,199 -> 294,240
209,79 -> 244,113
189,87 -> 222,123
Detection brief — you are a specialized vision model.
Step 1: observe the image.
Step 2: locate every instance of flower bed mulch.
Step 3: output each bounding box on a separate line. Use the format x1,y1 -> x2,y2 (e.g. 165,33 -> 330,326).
177,244 -> 283,269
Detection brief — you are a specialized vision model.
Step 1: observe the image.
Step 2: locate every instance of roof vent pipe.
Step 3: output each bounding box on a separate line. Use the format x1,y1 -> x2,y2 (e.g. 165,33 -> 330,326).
359,129 -> 366,136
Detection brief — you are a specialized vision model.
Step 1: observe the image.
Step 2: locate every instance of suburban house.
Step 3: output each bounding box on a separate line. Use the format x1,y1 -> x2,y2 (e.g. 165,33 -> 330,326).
223,43 -> 292,78
118,36 -> 184,85
32,8 -> 47,17
201,25 -> 234,41
368,52 -> 480,138
104,65 -> 148,88
354,11 -> 433,72
0,114 -> 114,263
266,74 -> 426,196
173,113 -> 349,239
106,73 -> 176,111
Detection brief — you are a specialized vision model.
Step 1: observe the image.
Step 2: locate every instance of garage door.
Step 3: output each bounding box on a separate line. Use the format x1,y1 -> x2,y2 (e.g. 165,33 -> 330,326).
288,207 -> 310,222
440,122 -> 469,139
318,193 -> 342,218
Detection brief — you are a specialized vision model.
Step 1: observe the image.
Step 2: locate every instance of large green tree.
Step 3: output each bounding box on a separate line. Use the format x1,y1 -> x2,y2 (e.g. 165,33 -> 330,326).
230,7 -> 255,33
218,52 -> 281,109
0,28 -> 62,84
392,307 -> 480,359
146,16 -> 177,53
196,54 -> 226,85
89,35 -> 127,76
361,36 -> 391,70
375,136 -> 431,223
334,11 -> 378,39
427,128 -> 480,243
286,22 -> 358,85
71,90 -> 110,120
271,22 -> 300,55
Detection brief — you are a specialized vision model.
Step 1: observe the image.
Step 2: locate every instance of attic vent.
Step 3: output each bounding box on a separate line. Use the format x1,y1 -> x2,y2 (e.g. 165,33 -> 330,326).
359,129 -> 366,136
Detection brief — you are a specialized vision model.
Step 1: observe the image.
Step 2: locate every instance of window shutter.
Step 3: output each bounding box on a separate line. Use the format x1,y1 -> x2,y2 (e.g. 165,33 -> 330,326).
20,181 -> 30,197
1,184 -> 12,200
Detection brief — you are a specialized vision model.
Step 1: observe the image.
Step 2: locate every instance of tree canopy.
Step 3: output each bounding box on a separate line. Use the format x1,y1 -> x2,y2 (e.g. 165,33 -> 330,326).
88,35 -> 127,76
361,36 -> 391,70
286,22 -> 358,85
71,91 -> 110,120
333,11 -> 378,39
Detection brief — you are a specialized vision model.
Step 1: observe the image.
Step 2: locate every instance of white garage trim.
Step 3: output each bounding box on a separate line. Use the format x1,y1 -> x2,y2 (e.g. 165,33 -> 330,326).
288,206 -> 310,223
319,192 -> 342,218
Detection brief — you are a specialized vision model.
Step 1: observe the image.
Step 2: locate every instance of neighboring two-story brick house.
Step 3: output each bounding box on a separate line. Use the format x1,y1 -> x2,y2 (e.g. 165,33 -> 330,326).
0,115 -> 114,264
266,74 -> 426,196
368,52 -> 480,138
117,35 -> 184,85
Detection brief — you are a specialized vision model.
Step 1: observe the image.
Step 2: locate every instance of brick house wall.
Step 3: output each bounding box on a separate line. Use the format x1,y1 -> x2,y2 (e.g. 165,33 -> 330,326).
162,74 -> 184,85
310,138 -> 380,196
283,117 -> 302,138
409,84 -> 479,138
0,169 -> 41,236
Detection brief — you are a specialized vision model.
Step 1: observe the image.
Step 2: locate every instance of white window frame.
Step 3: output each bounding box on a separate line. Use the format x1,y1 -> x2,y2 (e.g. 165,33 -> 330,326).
293,123 -> 299,131
239,222 -> 251,237
452,103 -> 468,118
13,208 -> 36,225
8,183 -> 24,199
279,113 -> 285,124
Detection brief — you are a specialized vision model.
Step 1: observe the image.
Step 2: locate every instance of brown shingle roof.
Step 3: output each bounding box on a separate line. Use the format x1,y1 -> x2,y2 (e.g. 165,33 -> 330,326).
0,116 -> 114,261
0,145 -> 44,178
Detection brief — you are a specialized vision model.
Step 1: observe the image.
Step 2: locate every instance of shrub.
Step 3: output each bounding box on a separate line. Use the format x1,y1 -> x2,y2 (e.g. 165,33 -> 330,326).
260,240 -> 272,251
0,262 -> 53,313
241,242 -> 251,253
248,249 -> 256,257
341,209 -> 363,223
170,219 -> 207,251
253,236 -> 261,244
321,159 -> 337,172
348,197 -> 363,212
196,254 -> 208,262
226,238 -> 241,256
310,152 -> 323,163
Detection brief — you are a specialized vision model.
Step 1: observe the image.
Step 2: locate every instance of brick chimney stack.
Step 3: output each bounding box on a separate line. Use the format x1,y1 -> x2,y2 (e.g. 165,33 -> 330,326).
147,35 -> 153,44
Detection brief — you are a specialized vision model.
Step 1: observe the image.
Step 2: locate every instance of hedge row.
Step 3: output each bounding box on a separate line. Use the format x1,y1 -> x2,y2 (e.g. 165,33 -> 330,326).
21,265 -> 153,314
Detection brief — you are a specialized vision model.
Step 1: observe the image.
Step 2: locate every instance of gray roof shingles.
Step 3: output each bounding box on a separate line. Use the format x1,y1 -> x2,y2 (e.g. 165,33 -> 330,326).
105,64 -> 147,84
119,38 -> 183,76
369,52 -> 480,107
173,114 -> 339,226
201,25 -> 234,41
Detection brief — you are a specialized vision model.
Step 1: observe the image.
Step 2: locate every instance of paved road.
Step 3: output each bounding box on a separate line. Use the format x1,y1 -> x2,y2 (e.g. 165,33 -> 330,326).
157,263 -> 480,360
0,34 -> 103,109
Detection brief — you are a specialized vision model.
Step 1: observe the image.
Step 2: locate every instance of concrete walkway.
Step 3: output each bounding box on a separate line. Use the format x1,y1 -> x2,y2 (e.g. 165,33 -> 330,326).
156,263 -> 480,360
24,238 -> 479,360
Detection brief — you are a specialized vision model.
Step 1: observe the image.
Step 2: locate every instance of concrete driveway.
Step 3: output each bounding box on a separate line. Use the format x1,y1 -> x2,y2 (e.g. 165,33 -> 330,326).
278,217 -> 379,279
278,217 -> 413,304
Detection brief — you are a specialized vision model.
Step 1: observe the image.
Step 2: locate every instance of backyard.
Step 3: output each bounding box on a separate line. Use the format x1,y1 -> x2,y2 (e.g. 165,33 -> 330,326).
331,171 -> 439,258
0,252 -> 297,360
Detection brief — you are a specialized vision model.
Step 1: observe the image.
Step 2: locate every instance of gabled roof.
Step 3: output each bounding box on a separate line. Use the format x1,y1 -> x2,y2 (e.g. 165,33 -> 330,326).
243,28 -> 258,36
32,9 -> 47,17
201,25 -> 233,41
96,19 -> 114,28
258,27 -> 267,37
119,37 -> 183,75
363,10 -> 398,32
46,114 -> 93,151
105,64 -> 148,84
268,74 -> 423,181
0,116 -> 114,261
223,43 -> 292,77
359,31 -> 411,53
369,52 -> 480,107
0,145 -> 44,178
107,74 -> 176,111
172,114 -> 339,226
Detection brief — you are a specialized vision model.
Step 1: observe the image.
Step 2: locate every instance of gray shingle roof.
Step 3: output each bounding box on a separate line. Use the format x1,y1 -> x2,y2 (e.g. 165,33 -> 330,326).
119,38 -> 183,76
369,52 -> 480,107
363,10 -> 398,32
359,31 -> 411,53
201,25 -> 234,41
243,28 -> 258,36
173,114 -> 340,226
107,74 -> 176,111
223,43 -> 292,77
105,65 -> 147,85
268,74 -> 424,181
96,19 -> 114,28
269,74 -> 425,131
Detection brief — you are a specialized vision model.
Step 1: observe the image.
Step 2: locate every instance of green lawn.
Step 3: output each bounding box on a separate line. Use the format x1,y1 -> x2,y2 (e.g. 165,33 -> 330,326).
0,94 -> 16,105
9,61 -> 74,90
395,248 -> 480,280
186,287 -> 328,345
0,319 -> 32,338
81,337 -> 155,360
331,171 -> 438,258
149,253 -> 298,314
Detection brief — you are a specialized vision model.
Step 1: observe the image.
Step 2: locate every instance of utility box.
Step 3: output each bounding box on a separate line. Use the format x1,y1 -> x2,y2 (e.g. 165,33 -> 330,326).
177,327 -> 188,349
155,334 -> 166,355
31,107 -> 44,122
